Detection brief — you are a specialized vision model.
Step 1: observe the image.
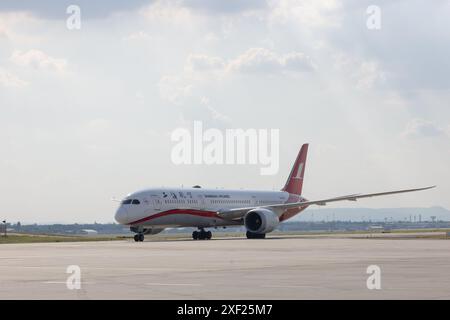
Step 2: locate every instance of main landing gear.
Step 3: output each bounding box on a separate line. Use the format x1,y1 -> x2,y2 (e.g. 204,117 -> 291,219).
134,233 -> 145,242
192,228 -> 212,240
246,231 -> 266,239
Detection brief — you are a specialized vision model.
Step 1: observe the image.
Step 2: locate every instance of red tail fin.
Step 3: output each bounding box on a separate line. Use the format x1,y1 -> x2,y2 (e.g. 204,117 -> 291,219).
282,144 -> 308,195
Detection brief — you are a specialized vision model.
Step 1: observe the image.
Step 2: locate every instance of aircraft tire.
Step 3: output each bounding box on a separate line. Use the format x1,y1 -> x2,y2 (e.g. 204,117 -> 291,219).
246,231 -> 266,239
134,234 -> 139,242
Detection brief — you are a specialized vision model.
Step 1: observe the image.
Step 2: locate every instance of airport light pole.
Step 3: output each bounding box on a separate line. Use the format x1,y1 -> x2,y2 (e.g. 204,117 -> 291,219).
2,220 -> 6,237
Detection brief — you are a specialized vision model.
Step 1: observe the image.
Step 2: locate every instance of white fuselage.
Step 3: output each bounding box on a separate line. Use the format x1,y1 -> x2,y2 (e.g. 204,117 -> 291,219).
114,187 -> 306,229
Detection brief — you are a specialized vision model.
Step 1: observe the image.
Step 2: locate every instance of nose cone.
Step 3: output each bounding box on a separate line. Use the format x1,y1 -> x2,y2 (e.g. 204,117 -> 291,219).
115,206 -> 129,224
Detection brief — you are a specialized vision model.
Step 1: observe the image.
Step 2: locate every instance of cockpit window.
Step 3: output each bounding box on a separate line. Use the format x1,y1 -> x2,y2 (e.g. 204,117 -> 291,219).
122,199 -> 140,205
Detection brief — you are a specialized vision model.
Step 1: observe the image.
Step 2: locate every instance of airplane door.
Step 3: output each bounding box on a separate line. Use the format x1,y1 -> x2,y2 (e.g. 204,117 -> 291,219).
151,195 -> 162,211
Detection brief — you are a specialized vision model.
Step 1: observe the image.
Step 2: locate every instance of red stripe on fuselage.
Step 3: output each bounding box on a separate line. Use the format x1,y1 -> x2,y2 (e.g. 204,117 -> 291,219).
128,209 -> 224,225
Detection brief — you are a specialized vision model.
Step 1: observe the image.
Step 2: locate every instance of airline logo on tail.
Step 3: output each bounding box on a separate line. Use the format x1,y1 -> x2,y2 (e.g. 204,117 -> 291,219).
294,163 -> 304,179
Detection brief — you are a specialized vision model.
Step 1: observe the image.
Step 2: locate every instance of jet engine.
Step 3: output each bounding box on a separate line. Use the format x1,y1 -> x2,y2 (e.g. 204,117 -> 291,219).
130,226 -> 165,235
143,228 -> 165,235
244,208 -> 279,234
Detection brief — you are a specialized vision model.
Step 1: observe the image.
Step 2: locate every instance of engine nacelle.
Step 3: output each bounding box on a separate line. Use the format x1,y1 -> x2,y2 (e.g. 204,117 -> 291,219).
143,228 -> 165,235
244,208 -> 279,234
130,226 -> 165,235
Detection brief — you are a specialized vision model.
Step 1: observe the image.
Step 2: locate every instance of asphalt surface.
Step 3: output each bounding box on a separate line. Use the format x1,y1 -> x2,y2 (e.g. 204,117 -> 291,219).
1,235 -> 449,299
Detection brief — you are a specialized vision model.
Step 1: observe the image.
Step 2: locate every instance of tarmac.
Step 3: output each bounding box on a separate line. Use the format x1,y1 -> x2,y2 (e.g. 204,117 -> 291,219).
1,234 -> 450,299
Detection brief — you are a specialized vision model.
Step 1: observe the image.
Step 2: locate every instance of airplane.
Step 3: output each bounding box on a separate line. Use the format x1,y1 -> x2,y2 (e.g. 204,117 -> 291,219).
114,143 -> 435,242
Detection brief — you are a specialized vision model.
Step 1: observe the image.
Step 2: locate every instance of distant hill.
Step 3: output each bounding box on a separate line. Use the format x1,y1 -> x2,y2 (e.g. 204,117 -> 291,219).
290,206 -> 450,222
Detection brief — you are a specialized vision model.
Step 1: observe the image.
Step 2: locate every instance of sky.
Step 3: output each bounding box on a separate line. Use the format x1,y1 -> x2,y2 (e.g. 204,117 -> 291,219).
0,0 -> 449,223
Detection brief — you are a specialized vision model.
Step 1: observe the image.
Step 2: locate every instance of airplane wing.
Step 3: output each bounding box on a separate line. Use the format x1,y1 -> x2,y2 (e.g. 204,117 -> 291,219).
217,186 -> 436,220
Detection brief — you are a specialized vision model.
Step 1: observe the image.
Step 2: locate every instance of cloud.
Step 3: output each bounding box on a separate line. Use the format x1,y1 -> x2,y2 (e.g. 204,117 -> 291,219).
267,0 -> 341,28
0,68 -> 28,87
323,1 -> 450,93
0,12 -> 38,41
158,75 -> 193,105
227,48 -> 315,74
315,143 -> 338,155
11,49 -> 67,73
200,96 -> 231,123
186,48 -> 315,74
402,119 -> 448,139
333,53 -> 387,90
0,0 -> 149,19
140,0 -> 266,23
181,0 -> 267,14
140,1 -> 194,25
0,24 -> 8,38
123,31 -> 152,41
159,48 -> 315,106
0,0 -> 449,223
186,54 -> 226,72
0,0 -> 264,20
354,61 -> 387,90
230,48 -> 315,74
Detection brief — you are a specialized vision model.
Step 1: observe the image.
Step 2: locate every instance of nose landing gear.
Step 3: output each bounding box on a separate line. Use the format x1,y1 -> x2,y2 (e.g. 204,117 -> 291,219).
192,228 -> 212,240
